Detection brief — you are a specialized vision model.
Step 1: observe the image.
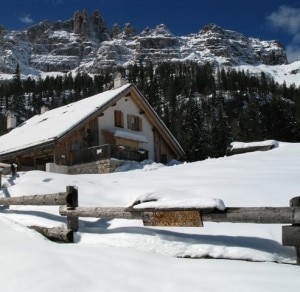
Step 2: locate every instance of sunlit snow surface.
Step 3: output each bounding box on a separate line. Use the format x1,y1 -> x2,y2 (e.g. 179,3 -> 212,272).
1,141 -> 300,291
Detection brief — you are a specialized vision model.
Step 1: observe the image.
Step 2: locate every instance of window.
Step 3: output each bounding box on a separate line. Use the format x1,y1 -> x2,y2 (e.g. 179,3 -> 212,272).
127,114 -> 142,131
114,110 -> 123,128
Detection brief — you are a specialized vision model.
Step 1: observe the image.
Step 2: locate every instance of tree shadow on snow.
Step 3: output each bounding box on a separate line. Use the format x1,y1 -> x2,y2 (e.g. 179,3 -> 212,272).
0,209 -> 66,224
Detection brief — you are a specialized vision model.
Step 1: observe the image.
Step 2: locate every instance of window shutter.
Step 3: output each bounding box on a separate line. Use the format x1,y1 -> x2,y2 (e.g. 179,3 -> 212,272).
114,110 -> 123,127
127,114 -> 131,129
120,111 -> 124,127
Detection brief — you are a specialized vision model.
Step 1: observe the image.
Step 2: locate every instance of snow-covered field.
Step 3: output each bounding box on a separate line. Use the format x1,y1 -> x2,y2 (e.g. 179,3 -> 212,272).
1,141 -> 300,291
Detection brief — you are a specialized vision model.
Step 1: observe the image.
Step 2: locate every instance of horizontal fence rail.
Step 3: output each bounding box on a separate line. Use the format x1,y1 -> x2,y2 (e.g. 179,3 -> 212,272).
1,186 -> 299,264
201,207 -> 300,224
0,188 -> 77,207
59,206 -> 300,224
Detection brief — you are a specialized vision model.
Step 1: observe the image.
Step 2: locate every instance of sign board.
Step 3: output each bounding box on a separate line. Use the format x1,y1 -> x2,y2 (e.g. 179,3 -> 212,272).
142,210 -> 203,227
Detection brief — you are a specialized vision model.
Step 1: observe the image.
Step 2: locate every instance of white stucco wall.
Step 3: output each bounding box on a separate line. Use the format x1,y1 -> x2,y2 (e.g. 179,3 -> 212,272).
97,95 -> 155,160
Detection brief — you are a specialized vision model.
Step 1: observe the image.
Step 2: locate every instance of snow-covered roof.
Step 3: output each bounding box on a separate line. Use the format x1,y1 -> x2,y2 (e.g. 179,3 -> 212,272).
0,84 -> 131,156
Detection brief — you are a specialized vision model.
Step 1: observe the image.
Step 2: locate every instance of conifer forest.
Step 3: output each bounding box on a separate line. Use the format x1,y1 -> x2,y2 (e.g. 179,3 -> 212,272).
1,61 -> 300,161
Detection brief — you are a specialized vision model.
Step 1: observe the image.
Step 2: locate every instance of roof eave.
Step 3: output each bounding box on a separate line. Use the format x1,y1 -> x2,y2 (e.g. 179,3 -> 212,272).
0,140 -> 56,161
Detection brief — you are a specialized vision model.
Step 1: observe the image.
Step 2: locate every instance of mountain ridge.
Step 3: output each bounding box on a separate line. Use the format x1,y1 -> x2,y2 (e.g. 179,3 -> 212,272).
0,10 -> 290,78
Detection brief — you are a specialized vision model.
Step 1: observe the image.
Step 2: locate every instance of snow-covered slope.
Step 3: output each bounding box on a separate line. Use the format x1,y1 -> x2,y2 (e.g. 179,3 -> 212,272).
0,141 -> 300,291
234,60 -> 300,87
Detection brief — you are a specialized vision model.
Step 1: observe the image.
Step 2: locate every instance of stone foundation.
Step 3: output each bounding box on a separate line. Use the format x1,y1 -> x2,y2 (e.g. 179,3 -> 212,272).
68,159 -> 123,174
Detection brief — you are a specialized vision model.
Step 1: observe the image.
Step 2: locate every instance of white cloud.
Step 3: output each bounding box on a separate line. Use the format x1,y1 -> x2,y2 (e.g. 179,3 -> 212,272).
267,5 -> 300,62
286,45 -> 300,62
19,14 -> 34,25
267,5 -> 300,34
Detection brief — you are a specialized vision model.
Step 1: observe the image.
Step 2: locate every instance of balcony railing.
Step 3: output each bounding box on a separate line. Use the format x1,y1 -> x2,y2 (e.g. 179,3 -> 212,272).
71,144 -> 148,165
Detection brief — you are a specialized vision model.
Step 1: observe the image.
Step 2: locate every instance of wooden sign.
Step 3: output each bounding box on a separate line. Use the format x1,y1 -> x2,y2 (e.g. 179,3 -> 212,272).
142,210 -> 203,227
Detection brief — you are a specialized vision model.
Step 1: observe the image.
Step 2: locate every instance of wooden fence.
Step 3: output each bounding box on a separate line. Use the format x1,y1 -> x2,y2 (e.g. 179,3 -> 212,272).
0,186 -> 299,265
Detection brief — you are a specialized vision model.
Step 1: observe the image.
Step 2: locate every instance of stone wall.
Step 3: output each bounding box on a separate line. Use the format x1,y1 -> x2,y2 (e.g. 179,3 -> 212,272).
68,159 -> 123,175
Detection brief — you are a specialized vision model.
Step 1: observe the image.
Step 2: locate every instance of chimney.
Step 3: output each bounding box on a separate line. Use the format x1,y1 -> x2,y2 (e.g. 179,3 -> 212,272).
40,105 -> 49,114
6,111 -> 17,130
113,72 -> 128,89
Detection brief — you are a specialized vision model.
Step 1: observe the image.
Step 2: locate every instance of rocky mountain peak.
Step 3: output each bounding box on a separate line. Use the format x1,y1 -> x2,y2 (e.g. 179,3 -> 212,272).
26,20 -> 52,43
73,10 -> 110,41
200,23 -> 225,35
0,11 -> 289,75
140,24 -> 173,37
154,24 -> 174,37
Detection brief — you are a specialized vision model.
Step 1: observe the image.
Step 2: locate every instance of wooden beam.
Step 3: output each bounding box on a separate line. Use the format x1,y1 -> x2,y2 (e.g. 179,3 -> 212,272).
29,226 -> 73,243
59,206 -> 300,225
142,210 -> 203,227
59,206 -> 141,220
0,186 -> 77,207
0,192 -> 71,206
283,196 -> 300,265
201,207 -> 300,224
66,186 -> 79,232
282,225 -> 300,246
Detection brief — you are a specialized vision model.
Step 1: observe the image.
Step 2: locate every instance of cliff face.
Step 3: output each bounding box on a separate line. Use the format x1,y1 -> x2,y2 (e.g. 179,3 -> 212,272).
0,11 -> 288,75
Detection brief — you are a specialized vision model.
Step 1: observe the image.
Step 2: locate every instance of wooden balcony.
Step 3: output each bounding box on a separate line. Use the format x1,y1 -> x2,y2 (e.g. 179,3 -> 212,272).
71,144 -> 148,165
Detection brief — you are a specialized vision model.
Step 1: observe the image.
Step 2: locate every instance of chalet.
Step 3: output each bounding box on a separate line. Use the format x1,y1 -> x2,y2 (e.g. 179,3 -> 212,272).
0,78 -> 184,174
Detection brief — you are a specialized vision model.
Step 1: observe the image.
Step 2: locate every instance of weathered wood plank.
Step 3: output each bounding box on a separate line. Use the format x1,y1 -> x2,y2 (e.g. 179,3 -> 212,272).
296,247 -> 300,265
142,210 -> 202,227
290,197 -> 300,223
59,206 -> 300,224
288,196 -> 300,265
66,186 -> 79,232
0,192 -> 72,206
290,197 -> 300,207
282,225 -> 300,246
201,207 -> 300,224
29,226 -> 73,243
59,206 -> 142,219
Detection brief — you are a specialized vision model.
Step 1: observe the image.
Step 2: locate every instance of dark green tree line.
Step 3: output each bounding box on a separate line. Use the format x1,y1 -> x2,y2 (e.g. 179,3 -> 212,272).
1,61 -> 300,161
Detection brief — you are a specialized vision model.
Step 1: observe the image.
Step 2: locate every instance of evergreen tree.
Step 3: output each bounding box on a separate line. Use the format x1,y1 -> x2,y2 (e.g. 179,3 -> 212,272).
0,113 -> 7,135
238,95 -> 264,141
10,64 -> 26,123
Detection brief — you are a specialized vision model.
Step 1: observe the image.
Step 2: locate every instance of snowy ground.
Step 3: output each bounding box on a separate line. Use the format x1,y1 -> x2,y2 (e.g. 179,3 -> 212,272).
234,60 -> 300,87
1,141 -> 300,291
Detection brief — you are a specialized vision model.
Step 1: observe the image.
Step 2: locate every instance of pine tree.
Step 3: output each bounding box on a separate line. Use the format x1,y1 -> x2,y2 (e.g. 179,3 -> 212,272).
10,64 -> 26,123
0,113 -> 7,135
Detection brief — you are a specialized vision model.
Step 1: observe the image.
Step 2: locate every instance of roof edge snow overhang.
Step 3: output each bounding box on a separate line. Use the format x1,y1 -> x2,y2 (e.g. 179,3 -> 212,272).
0,140 -> 56,162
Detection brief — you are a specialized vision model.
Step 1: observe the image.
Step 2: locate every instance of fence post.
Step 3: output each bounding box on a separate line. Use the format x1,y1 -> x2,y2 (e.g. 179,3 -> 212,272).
282,196 -> 300,265
66,186 -> 79,232
291,197 -> 300,264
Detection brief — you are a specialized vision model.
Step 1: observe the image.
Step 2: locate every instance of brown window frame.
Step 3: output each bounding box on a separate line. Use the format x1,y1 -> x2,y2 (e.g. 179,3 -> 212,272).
114,110 -> 124,128
127,114 -> 142,131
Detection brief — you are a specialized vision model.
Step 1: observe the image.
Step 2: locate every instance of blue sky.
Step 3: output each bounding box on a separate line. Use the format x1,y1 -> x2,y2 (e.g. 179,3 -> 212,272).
1,0 -> 300,61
